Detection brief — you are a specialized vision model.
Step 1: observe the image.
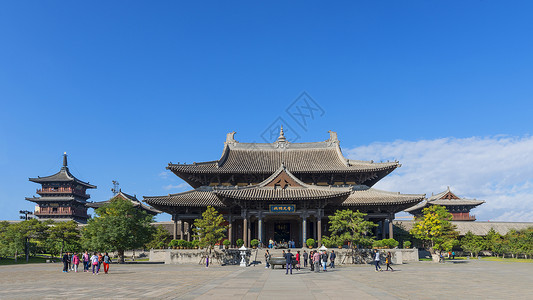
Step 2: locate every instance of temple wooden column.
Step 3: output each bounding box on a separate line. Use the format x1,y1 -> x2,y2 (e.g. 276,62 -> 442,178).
227,215 -> 233,247
186,222 -> 191,242
172,214 -> 178,240
180,220 -> 184,240
243,217 -> 248,247
388,214 -> 394,239
258,215 -> 263,246
302,215 -> 307,247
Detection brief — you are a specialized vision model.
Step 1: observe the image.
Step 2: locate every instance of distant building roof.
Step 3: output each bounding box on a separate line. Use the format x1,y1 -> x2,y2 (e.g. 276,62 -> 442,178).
88,190 -> 160,215
395,220 -> 533,236
405,187 -> 484,213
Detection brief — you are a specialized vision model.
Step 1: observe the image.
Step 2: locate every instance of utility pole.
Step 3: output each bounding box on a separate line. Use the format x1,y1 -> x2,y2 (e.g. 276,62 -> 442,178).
19,210 -> 34,262
111,180 -> 120,196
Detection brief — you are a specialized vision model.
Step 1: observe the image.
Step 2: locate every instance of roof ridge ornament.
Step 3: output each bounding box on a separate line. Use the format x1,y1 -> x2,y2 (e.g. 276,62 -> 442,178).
276,125 -> 287,143
62,152 -> 68,169
327,130 -> 338,143
226,131 -> 238,144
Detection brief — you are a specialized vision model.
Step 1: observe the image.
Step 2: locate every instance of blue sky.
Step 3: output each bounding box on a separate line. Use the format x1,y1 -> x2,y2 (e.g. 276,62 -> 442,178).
1,1 -> 532,222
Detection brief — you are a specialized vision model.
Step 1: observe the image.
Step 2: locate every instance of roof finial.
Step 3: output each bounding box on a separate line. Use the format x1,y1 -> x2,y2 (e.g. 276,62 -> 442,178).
276,125 -> 287,142
62,152 -> 68,168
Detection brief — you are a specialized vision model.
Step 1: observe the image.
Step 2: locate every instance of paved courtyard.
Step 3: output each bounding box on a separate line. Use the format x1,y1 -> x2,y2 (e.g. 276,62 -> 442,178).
0,260 -> 531,299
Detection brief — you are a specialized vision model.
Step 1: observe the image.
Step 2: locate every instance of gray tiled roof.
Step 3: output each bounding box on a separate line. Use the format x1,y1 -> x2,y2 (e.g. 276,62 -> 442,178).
168,131 -> 399,174
88,191 -> 161,214
341,186 -> 425,206
143,187 -> 226,207
29,167 -> 97,189
214,165 -> 352,200
395,220 -> 533,236
405,187 -> 485,212
26,196 -> 77,202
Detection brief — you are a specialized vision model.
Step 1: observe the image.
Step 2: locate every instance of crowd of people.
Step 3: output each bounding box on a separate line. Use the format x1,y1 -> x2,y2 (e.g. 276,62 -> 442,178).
61,251 -> 112,275
264,249 -> 337,274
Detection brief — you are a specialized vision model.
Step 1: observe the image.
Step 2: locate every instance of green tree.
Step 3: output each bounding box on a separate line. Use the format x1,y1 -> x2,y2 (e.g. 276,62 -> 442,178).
0,219 -> 49,262
81,197 -> 155,263
145,225 -> 172,249
46,220 -> 80,258
461,231 -> 484,257
505,230 -> 522,258
410,205 -> 458,254
193,206 -> 227,253
327,209 -> 376,249
484,228 -> 502,256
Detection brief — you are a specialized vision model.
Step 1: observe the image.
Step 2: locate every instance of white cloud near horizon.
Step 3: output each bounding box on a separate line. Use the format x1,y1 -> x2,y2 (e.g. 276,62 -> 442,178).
344,135 -> 533,222
163,182 -> 189,191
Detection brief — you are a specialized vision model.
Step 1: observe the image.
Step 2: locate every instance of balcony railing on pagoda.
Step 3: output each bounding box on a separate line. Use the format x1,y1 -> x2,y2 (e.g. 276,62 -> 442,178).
36,187 -> 90,198
34,207 -> 88,218
452,213 -> 476,221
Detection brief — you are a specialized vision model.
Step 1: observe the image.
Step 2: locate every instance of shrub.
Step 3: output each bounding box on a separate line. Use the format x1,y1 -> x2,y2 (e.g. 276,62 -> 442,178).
404,241 -> 412,248
250,239 -> 259,247
321,236 -> 337,248
382,238 -> 399,249
236,239 -> 244,247
177,239 -> 187,248
306,238 -> 315,248
373,240 -> 384,248
169,239 -> 179,248
223,240 -> 230,247
191,240 -> 199,248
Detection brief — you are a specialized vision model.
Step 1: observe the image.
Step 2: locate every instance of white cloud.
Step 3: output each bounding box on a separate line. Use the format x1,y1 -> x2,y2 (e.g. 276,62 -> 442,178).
344,135 -> 533,222
163,183 -> 189,191
158,171 -> 171,179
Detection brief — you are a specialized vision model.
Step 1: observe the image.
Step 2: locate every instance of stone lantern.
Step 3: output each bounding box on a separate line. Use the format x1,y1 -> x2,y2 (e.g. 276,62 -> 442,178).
239,245 -> 247,267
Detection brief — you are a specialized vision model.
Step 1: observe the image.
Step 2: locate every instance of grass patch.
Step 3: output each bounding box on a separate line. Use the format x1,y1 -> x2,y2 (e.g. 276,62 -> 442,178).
0,256 -> 51,265
479,256 -> 533,263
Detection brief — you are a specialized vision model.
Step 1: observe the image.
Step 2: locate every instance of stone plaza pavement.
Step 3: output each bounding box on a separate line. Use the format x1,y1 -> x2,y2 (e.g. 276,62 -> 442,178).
0,260 -> 531,299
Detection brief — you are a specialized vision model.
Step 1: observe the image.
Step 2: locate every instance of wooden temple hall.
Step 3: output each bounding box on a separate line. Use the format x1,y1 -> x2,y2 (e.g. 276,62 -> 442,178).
144,129 -> 425,247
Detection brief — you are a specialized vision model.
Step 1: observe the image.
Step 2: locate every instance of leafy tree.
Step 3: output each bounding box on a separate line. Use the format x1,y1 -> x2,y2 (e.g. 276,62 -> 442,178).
410,205 -> 458,254
81,197 -> 155,263
505,230 -> 522,258
46,220 -> 80,258
0,219 -> 49,262
483,228 -> 502,256
193,206 -> 227,253
327,209 -> 376,249
145,225 -> 172,249
461,231 -> 484,257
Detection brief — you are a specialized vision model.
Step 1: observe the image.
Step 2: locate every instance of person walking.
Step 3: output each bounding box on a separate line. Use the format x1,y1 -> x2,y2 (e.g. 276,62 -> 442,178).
82,251 -> 90,272
67,252 -> 72,271
313,250 -> 320,273
309,251 -> 315,271
103,252 -> 111,274
374,250 -> 382,272
386,252 -> 394,271
329,250 -> 336,269
285,249 -> 294,275
282,250 -> 286,269
90,252 -> 99,275
296,250 -> 301,271
265,250 -> 271,268
72,253 -> 80,273
452,251 -> 456,260
321,251 -> 328,272
62,252 -> 69,273
303,250 -> 308,268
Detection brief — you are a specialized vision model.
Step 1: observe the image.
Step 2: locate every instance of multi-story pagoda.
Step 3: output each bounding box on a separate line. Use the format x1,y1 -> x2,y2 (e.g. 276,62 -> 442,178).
26,153 -> 96,224
87,190 -> 160,216
405,187 -> 485,221
144,129 -> 425,247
